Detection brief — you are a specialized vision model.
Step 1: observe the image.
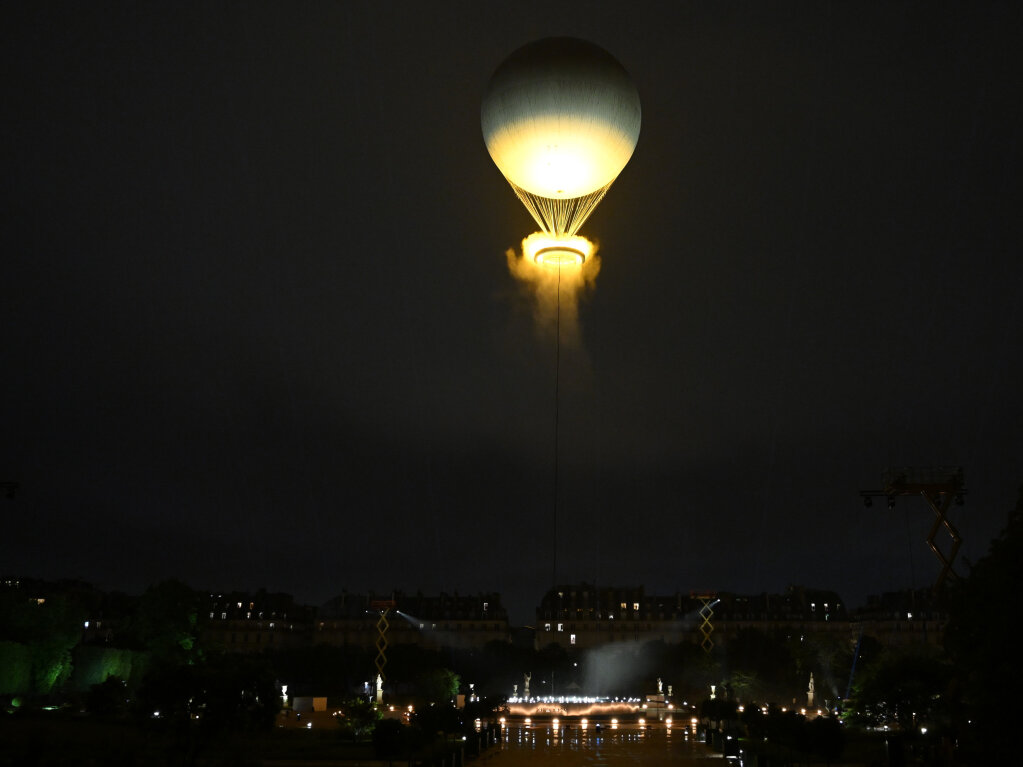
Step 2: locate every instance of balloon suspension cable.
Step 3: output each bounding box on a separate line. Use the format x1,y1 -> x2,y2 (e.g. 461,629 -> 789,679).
552,264 -> 561,587
510,180 -> 613,237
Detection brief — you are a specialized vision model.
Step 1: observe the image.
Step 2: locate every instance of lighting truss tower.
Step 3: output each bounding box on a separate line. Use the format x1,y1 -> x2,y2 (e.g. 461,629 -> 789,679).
369,599 -> 397,682
861,466 -> 965,590
694,594 -> 717,653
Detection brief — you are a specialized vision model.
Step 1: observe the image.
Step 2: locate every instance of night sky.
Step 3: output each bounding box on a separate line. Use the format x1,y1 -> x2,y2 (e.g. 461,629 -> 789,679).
4,2 -> 1021,624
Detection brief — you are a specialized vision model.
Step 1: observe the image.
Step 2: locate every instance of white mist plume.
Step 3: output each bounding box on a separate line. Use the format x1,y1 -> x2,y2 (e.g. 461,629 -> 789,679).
505,234 -> 601,347
581,615 -> 703,695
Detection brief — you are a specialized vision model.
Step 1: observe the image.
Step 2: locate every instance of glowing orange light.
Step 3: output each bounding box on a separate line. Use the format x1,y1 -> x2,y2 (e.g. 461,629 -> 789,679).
522,232 -> 593,266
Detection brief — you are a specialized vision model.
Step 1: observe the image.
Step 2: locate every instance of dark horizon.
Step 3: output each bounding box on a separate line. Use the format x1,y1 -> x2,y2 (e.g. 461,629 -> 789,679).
3,554 -> 994,627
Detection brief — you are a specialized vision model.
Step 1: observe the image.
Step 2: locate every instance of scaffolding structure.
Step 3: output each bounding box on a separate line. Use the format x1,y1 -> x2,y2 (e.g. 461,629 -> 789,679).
861,466 -> 965,590
694,594 -> 718,653
369,599 -> 397,682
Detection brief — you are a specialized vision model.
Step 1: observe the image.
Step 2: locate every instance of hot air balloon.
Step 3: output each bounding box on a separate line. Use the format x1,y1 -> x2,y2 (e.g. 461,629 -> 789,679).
481,38 -> 641,264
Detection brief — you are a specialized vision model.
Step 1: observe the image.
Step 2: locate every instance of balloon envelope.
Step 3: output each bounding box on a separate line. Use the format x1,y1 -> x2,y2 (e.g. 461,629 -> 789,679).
482,38 -> 641,218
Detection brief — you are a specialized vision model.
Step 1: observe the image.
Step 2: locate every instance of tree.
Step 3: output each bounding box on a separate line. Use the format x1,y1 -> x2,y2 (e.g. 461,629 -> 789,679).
374,718 -> 420,760
412,702 -> 463,735
129,580 -> 201,664
0,640 -> 32,696
466,640 -> 533,697
723,627 -> 794,701
267,643 -> 371,698
943,484 -> 1023,761
415,668 -> 459,704
337,697 -> 382,740
0,592 -> 86,696
136,652 -> 278,734
784,629 -> 852,710
845,647 -> 949,730
86,676 -> 130,717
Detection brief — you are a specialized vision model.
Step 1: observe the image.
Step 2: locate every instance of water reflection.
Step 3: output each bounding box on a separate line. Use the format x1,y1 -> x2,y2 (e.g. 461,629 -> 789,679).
496,724 -> 716,767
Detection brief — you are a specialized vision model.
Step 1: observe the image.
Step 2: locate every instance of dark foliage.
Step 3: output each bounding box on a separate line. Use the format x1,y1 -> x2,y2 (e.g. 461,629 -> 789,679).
373,718 -> 420,760
136,653 -> 278,734
412,703 -> 463,735
86,675 -> 130,718
943,485 -> 1023,761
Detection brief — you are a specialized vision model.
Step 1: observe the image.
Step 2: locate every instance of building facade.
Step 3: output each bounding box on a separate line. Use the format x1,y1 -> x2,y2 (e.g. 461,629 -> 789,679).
533,583 -> 940,651
201,589 -> 510,653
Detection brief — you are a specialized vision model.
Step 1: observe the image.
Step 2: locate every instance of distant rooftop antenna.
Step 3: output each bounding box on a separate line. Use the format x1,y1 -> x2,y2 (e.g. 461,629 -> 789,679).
860,466 -> 965,591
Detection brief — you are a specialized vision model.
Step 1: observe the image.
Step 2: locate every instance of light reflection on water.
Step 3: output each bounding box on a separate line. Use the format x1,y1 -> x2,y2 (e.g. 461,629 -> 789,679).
493,725 -> 720,767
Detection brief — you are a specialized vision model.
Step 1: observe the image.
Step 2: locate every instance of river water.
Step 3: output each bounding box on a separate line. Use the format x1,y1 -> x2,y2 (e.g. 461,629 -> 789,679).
486,724 -> 725,767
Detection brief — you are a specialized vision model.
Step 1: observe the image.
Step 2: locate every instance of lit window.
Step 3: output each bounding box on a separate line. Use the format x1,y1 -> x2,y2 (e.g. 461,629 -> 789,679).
237,602 -> 242,609
483,602 -> 489,611
633,602 -> 639,611
557,623 -> 564,632
209,612 -> 214,619
570,634 -> 576,645
545,623 -> 551,631
221,612 -> 227,620
620,602 -> 627,610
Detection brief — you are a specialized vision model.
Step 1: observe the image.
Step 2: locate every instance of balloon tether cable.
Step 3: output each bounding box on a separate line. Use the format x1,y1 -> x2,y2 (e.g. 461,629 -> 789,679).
552,264 -> 561,587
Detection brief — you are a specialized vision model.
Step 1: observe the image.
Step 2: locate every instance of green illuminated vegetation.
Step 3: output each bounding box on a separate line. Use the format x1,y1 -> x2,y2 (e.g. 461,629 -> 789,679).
0,588 -> 85,696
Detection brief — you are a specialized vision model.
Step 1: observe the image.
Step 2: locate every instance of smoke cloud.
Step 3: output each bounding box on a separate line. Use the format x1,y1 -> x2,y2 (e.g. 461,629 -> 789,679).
505,233 -> 601,348
581,614 -> 703,694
